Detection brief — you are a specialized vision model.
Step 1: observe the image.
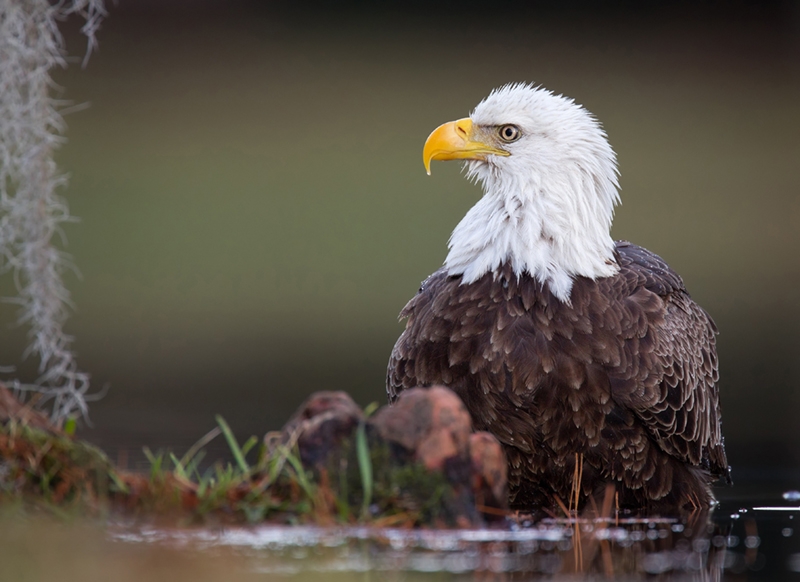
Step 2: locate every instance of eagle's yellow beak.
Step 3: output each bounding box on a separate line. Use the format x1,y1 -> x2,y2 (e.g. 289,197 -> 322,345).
422,118 -> 510,175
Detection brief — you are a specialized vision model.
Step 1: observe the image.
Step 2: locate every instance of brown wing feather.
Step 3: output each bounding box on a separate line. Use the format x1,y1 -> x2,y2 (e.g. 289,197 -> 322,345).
606,242 -> 728,479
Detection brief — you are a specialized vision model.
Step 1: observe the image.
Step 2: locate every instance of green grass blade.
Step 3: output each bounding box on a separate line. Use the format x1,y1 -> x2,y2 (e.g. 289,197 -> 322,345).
143,446 -> 157,466
143,446 -> 163,479
170,453 -> 188,481
215,415 -> 250,474
179,426 -> 222,468
282,447 -> 315,499
240,436 -> 258,457
63,417 -> 77,436
108,470 -> 129,494
186,450 -> 207,480
355,422 -> 373,518
363,401 -> 379,418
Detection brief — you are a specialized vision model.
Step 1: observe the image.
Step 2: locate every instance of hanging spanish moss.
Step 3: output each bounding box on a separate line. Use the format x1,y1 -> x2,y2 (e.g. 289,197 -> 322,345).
0,0 -> 106,421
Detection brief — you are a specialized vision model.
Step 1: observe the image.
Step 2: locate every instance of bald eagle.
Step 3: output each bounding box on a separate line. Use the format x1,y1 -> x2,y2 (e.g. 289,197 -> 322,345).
387,84 -> 729,511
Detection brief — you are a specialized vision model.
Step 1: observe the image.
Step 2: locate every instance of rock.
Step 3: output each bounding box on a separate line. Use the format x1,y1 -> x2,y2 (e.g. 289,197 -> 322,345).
370,386 -> 472,471
469,432 -> 508,510
273,391 -> 364,468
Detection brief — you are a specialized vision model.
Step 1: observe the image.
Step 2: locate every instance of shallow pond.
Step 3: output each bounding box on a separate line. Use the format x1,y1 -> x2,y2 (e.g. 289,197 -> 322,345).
4,482 -> 798,581
111,496 -> 800,580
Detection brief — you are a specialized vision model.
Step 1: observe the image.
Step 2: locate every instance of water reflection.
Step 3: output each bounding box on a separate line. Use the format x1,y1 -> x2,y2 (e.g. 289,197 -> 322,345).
0,491 -> 792,580
112,498 -> 800,580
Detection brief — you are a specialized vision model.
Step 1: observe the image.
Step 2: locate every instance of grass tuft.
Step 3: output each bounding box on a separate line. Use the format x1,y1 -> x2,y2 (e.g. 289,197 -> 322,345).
0,411 -> 480,527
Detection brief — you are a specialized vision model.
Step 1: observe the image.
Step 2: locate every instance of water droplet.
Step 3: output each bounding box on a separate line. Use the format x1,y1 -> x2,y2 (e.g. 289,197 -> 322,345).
693,538 -> 710,553
641,552 -> 673,574
783,490 -> 800,501
744,535 -> 760,549
556,539 -> 572,551
789,553 -> 800,573
783,528 -> 794,537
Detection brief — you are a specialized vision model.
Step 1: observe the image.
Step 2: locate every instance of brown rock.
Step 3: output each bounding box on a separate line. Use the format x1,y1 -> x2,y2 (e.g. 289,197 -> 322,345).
469,432 -> 508,509
371,386 -> 472,470
273,391 -> 364,468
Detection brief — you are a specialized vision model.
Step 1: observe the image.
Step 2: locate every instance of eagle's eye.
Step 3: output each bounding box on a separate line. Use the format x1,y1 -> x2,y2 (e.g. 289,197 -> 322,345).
498,124 -> 521,143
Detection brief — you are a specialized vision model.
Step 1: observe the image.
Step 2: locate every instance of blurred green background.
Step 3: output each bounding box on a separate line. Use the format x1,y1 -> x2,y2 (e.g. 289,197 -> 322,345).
2,1 -> 798,475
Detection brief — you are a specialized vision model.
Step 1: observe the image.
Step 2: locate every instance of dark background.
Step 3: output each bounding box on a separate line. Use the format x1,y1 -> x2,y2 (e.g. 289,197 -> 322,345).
1,1 -> 798,480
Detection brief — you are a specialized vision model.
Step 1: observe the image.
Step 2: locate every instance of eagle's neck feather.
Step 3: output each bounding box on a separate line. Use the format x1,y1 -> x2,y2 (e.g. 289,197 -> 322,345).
444,158 -> 620,302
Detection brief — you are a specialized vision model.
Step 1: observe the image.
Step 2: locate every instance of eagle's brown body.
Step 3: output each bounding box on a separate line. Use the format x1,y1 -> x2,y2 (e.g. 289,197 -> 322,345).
387,241 -> 729,510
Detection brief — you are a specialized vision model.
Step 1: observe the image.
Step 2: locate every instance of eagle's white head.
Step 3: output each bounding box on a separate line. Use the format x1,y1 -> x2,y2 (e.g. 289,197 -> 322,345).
423,83 -> 620,302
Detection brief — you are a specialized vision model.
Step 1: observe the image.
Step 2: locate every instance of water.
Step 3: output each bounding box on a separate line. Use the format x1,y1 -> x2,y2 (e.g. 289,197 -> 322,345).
98,491 -> 800,580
